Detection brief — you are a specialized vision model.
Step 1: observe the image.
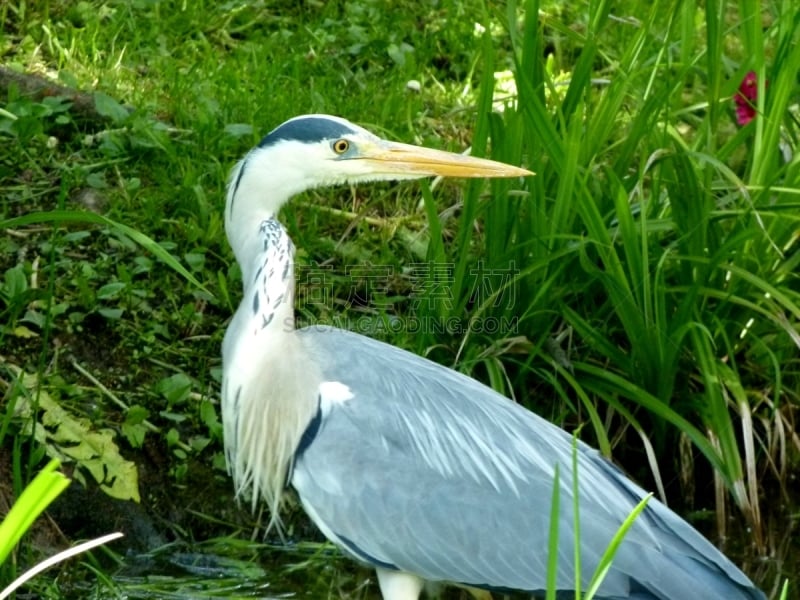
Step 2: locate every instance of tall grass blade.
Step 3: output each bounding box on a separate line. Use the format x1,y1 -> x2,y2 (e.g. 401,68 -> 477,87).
545,464 -> 560,600
583,494 -> 653,600
0,459 -> 70,565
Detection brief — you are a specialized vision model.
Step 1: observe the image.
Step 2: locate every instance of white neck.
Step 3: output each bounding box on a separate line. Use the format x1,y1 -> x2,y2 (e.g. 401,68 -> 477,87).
225,148 -> 308,281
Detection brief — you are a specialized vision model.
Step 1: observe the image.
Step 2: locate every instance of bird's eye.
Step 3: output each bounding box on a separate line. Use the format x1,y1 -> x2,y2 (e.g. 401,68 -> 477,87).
332,139 -> 350,154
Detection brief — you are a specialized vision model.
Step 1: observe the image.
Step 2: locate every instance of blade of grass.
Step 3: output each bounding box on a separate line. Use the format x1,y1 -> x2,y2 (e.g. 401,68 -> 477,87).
583,494 -> 653,600
545,463 -> 560,600
0,459 -> 70,565
571,436 -> 581,600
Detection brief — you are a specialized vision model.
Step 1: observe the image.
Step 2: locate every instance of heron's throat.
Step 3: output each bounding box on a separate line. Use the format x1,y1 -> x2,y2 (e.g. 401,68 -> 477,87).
246,218 -> 297,330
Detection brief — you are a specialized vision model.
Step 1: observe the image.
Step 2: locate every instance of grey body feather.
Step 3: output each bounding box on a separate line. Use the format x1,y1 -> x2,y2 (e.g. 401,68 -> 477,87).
292,326 -> 764,600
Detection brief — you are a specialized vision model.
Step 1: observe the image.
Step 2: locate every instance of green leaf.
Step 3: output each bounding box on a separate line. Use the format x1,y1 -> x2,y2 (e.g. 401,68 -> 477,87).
122,405 -> 150,448
38,401 -> 140,502
3,265 -> 28,300
184,252 -> 206,272
85,171 -> 108,189
122,421 -> 148,448
98,307 -> 124,320
11,367 -> 140,502
93,91 -> 129,123
165,427 -> 181,447
200,399 -> 222,438
96,281 -> 127,299
157,372 -> 193,405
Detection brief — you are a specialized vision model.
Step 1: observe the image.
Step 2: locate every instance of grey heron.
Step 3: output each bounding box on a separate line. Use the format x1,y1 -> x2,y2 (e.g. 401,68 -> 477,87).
221,114 -> 765,599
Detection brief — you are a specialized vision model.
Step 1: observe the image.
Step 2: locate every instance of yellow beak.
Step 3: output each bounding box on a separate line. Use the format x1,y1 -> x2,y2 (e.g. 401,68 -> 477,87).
355,140 -> 533,179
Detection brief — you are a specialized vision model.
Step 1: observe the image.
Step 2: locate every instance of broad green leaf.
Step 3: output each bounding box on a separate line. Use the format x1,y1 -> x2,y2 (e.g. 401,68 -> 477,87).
11,367 -> 140,503
93,91 -> 129,123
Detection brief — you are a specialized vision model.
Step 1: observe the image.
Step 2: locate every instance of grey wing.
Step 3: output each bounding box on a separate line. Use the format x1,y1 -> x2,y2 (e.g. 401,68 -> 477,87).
291,326 -> 763,600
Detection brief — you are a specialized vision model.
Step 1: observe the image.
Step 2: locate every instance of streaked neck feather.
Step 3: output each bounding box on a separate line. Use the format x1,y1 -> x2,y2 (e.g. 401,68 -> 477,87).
222,218 -> 320,529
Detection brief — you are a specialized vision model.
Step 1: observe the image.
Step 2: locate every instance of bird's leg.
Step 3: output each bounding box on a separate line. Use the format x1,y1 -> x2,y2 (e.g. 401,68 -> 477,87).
376,568 -> 425,600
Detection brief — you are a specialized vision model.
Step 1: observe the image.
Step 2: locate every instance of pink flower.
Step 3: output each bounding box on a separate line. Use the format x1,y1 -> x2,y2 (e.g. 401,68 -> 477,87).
734,71 -> 762,126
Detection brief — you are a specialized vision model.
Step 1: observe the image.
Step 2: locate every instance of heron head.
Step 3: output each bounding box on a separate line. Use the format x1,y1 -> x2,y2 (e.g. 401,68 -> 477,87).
228,114 -> 531,210
225,115 -> 531,265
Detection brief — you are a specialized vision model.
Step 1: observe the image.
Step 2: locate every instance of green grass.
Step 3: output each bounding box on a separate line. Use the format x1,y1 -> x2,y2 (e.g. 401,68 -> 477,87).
1,0 -> 798,597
